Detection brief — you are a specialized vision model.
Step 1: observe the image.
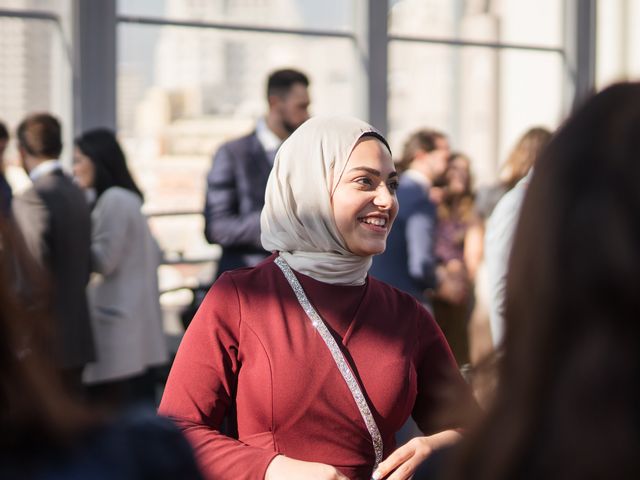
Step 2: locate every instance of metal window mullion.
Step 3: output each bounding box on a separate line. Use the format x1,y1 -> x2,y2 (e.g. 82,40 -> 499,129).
574,0 -> 596,108
73,0 -> 117,133
389,34 -> 565,54
117,14 -> 356,40
367,0 -> 388,135
0,9 -> 72,65
388,34 -> 576,105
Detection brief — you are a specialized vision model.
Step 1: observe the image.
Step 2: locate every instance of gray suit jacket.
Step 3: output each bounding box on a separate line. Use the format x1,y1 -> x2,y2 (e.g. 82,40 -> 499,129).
84,187 -> 168,383
13,168 -> 95,368
370,174 -> 438,302
204,131 -> 271,276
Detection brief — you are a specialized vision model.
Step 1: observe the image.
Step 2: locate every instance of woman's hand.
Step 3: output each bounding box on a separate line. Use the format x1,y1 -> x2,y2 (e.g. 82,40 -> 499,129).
372,430 -> 462,480
265,455 -> 349,480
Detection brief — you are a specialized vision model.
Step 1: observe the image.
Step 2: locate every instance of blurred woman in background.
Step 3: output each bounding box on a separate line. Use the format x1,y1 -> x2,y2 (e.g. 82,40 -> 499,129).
475,127 -> 552,221
432,153 -> 482,367
444,82 -> 640,480
73,129 -> 167,410
469,127 -> 552,365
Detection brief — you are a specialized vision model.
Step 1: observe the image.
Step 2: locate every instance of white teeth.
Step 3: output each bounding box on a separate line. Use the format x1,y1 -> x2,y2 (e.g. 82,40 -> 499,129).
361,217 -> 386,226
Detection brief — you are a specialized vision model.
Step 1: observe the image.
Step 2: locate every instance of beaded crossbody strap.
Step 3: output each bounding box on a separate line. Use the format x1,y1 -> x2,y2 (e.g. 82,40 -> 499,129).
274,255 -> 383,470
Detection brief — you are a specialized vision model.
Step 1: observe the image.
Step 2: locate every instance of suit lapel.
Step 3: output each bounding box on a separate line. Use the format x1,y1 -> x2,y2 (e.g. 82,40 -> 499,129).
248,132 -> 272,182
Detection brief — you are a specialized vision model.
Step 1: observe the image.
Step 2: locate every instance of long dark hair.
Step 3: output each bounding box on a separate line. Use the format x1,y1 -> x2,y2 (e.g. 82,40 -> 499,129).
75,129 -> 143,201
446,83 -> 640,479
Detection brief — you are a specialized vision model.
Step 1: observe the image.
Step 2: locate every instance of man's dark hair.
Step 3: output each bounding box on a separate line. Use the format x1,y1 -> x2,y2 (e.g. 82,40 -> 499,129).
16,113 -> 63,159
266,69 -> 309,99
397,128 -> 446,171
0,120 -> 8,141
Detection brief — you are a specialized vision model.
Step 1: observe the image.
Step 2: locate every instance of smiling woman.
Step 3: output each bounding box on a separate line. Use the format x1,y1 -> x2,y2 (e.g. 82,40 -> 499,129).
331,137 -> 399,257
159,116 -> 477,480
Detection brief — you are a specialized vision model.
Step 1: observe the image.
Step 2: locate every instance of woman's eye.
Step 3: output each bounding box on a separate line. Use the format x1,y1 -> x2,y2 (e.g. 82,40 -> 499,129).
355,177 -> 373,187
388,180 -> 399,192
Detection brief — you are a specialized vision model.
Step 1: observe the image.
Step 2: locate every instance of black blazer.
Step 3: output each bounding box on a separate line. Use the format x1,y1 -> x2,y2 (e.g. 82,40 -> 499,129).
204,131 -> 271,276
13,168 -> 95,369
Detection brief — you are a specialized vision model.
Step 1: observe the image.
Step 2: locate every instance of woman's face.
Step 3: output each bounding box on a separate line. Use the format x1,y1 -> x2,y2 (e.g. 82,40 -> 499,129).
331,138 -> 399,256
72,147 -> 95,189
446,155 -> 470,195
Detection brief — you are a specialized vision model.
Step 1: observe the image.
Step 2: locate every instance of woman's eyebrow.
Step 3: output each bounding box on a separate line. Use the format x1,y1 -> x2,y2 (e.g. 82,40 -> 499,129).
347,166 -> 398,179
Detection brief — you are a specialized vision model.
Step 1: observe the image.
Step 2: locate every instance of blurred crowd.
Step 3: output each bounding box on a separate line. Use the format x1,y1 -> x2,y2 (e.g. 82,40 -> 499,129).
1,70 -> 638,479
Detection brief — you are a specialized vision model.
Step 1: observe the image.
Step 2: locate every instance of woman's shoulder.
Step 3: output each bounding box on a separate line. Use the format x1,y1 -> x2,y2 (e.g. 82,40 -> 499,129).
368,275 -> 426,312
218,253 -> 279,284
98,186 -> 142,209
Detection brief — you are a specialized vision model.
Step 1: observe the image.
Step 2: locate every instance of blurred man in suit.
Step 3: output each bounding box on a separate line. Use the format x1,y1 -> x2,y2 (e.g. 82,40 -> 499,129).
370,129 -> 452,307
204,68 -> 310,277
12,113 -> 95,391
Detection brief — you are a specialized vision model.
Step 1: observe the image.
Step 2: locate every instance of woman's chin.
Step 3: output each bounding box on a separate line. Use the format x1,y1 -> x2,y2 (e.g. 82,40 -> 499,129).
351,243 -> 387,257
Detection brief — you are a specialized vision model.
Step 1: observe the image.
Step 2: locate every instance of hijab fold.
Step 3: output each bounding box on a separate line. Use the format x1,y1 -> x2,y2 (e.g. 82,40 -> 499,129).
260,116 -> 389,286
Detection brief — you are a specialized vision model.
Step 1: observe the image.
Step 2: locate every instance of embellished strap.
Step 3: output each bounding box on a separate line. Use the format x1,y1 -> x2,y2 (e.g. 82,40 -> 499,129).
274,255 -> 383,470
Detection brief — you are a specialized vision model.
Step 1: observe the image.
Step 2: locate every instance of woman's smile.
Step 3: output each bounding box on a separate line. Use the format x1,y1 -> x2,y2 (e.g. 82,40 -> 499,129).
332,137 -> 398,256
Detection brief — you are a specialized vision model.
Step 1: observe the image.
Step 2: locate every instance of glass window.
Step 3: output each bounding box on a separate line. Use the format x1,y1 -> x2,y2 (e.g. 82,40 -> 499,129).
118,0 -> 355,32
596,0 -> 640,89
118,22 -> 361,294
497,49 -> 564,163
0,0 -> 66,13
389,0 -> 563,48
0,14 -> 73,191
388,42 -> 564,187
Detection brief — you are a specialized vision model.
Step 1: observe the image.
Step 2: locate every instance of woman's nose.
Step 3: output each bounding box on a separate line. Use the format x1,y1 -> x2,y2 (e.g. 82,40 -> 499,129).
374,185 -> 394,210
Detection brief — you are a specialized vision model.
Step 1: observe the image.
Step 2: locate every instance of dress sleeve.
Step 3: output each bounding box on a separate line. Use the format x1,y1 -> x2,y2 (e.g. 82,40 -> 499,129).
411,304 -> 478,434
158,273 -> 279,479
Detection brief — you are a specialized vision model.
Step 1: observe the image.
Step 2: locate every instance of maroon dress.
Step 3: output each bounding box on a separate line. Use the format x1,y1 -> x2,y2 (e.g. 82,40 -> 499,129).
159,254 -> 472,480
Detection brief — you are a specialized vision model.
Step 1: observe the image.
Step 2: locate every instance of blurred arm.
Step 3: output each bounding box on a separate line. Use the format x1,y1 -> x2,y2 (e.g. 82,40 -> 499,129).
91,190 -> 132,276
405,200 -> 438,291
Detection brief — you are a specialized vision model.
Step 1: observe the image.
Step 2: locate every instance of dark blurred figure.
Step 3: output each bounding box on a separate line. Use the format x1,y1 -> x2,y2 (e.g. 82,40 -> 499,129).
439,83 -> 640,480
73,129 -> 168,410
204,68 -> 310,279
370,128 -> 449,306
0,120 -> 12,217
432,153 -> 482,366
12,113 -> 95,393
0,218 -> 203,479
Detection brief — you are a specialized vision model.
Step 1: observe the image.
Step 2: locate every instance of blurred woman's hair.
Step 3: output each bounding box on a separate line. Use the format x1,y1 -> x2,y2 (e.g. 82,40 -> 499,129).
75,129 -> 143,201
397,128 -> 446,172
499,127 -> 552,190
446,83 -> 640,479
0,218 -> 96,450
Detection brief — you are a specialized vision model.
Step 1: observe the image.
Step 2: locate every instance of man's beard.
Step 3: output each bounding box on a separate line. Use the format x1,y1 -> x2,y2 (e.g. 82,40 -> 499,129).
282,118 -> 299,135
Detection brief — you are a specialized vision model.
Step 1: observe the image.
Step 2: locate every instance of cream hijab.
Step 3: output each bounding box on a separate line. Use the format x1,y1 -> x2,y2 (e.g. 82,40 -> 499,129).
260,115 -> 390,286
